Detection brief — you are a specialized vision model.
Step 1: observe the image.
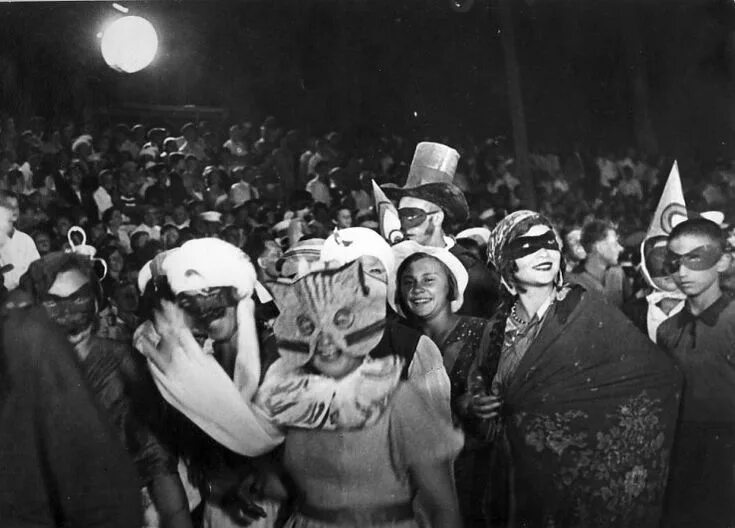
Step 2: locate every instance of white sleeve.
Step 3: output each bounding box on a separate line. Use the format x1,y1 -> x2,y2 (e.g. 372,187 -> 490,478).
135,321 -> 285,457
407,335 -> 453,424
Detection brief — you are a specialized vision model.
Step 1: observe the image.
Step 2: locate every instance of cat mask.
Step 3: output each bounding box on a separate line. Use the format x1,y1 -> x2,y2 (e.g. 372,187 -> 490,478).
269,260 -> 387,368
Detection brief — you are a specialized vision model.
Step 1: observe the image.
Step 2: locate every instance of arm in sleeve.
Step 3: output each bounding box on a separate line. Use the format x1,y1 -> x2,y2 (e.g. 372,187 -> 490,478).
29,312 -> 142,527
407,335 -> 453,424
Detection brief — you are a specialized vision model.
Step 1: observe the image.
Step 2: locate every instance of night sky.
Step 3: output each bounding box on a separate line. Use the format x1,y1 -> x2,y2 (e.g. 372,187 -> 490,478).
1,0 -> 733,160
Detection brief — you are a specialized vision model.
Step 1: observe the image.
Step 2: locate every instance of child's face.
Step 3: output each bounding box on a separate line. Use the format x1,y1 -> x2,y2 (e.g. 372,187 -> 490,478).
668,233 -> 727,298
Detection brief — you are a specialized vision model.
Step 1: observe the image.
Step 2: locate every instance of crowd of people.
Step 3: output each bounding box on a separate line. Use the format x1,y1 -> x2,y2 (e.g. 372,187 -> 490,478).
0,113 -> 734,528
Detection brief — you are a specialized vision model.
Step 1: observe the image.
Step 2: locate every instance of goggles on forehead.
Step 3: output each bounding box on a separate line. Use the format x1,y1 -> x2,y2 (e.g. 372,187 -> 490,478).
398,208 -> 440,229
664,245 -> 723,274
503,230 -> 560,261
176,286 -> 239,326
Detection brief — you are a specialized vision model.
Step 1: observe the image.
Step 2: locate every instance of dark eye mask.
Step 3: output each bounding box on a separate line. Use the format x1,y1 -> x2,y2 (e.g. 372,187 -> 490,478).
398,208 -> 440,229
42,283 -> 96,335
664,245 -> 723,273
177,287 -> 239,326
503,231 -> 560,261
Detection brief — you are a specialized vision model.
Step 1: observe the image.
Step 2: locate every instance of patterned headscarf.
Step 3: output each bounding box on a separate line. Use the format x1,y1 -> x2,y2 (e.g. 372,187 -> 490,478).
487,210 -> 563,293
488,210 -> 544,269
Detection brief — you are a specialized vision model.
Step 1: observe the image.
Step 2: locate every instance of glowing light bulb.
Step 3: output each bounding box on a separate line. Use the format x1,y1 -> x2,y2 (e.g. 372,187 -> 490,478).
100,16 -> 158,73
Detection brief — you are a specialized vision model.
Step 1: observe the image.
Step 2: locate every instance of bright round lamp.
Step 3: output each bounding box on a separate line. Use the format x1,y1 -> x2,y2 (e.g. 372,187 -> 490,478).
101,16 -> 158,73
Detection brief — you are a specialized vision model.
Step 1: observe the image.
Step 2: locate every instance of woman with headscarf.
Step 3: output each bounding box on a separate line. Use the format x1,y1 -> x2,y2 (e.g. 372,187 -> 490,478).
479,210 -> 681,528
19,251 -> 192,528
134,238 -> 287,528
394,242 -> 495,527
255,258 -> 464,528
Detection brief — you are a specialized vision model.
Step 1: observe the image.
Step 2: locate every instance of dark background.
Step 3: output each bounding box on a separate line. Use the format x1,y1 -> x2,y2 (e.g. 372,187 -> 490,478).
1,0 -> 734,160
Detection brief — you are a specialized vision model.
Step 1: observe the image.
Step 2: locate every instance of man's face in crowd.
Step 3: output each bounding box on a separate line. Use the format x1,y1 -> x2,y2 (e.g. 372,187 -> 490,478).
55,216 -> 71,238
33,232 -> 51,255
107,209 -> 123,230
336,208 -> 352,229
108,250 -> 125,274
172,205 -> 189,226
258,240 -> 282,280
564,228 -> 586,262
668,233 -> 728,298
398,196 -> 442,246
143,208 -> 158,227
101,172 -> 115,192
162,228 -> 180,249
69,166 -> 83,186
595,229 -> 623,267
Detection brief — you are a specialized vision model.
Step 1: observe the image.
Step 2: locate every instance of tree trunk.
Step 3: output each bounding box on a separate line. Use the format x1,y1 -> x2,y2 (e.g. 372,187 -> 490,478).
621,6 -> 658,157
493,0 -> 536,210
727,32 -> 735,158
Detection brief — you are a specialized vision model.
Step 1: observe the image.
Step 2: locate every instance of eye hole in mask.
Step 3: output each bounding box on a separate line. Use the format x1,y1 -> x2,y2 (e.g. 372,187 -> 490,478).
398,208 -> 440,229
664,245 -> 723,274
176,287 -> 239,326
503,231 -> 560,261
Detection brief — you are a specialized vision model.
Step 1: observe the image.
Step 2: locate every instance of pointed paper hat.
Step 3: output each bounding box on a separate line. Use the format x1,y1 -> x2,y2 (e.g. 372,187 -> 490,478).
372,179 -> 404,245
382,142 -> 469,222
640,161 -> 687,289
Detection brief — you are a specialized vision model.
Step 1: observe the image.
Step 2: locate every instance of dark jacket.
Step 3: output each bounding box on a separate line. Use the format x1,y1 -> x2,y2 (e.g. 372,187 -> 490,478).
450,243 -> 500,319
0,301 -> 141,527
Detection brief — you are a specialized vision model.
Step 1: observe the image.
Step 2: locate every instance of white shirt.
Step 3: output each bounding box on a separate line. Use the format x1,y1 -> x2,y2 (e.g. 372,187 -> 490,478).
93,187 -> 113,219
0,229 -> 40,291
132,223 -> 161,241
646,291 -> 686,343
305,177 -> 332,206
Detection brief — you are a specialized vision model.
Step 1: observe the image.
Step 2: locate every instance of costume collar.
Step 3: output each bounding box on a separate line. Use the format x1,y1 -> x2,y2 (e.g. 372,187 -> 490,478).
646,290 -> 687,305
681,293 -> 733,327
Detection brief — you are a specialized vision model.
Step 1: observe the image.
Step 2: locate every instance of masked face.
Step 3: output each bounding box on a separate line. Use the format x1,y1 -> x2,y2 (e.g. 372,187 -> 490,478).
176,287 -> 239,342
44,269 -> 97,340
398,197 -> 442,246
643,239 -> 679,292
666,234 -> 727,298
506,225 -> 561,289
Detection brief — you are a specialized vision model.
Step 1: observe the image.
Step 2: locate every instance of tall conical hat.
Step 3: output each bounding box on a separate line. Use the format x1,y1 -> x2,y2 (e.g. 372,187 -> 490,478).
640,161 -> 687,290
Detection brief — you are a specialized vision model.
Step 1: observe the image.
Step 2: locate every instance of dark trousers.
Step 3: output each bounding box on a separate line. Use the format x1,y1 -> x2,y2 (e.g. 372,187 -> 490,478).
663,422 -> 735,528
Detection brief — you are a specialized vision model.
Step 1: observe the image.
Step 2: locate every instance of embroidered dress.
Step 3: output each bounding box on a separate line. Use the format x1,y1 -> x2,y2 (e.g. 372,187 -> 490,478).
435,316 -> 494,527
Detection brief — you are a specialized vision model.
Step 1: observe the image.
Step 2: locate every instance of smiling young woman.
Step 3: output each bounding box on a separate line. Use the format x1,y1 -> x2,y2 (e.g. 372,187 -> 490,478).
395,244 -> 497,527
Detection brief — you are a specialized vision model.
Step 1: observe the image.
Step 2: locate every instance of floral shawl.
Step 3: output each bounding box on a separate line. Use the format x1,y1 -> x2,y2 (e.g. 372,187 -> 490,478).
477,285 -> 682,527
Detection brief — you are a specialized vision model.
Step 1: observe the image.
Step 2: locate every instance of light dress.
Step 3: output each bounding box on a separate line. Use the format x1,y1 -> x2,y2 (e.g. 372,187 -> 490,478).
282,383 -> 463,528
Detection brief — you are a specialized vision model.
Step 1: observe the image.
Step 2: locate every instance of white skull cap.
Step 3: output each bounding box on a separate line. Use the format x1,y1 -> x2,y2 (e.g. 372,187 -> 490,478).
163,238 -> 257,298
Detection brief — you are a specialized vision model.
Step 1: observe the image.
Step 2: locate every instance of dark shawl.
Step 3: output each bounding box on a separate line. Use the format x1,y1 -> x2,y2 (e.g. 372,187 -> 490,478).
480,285 -> 681,528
